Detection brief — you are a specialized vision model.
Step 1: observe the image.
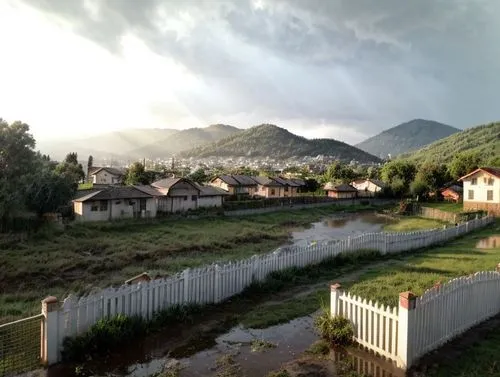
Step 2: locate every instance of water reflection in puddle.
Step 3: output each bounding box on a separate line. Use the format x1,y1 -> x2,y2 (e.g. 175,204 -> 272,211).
291,212 -> 396,247
476,235 -> 500,249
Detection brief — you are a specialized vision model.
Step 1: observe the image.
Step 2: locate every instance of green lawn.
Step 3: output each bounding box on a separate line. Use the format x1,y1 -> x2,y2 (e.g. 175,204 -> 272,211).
0,204 -> 374,322
348,220 -> 500,307
421,201 -> 464,213
383,216 -> 447,232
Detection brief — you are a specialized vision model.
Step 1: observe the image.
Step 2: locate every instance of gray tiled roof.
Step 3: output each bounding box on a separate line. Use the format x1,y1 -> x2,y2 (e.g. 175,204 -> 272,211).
73,186 -> 152,202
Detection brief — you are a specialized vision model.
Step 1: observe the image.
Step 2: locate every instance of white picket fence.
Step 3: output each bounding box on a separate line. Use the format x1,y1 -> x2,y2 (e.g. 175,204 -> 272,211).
40,215 -> 493,364
331,264 -> 500,369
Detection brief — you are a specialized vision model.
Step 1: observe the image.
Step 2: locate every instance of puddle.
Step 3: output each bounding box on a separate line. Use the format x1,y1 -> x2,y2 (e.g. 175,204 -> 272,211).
476,235 -> 500,249
291,212 -> 396,247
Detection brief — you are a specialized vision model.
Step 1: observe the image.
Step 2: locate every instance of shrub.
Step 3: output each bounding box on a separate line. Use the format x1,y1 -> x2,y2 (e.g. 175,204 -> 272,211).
267,370 -> 291,377
314,309 -> 353,346
305,339 -> 330,356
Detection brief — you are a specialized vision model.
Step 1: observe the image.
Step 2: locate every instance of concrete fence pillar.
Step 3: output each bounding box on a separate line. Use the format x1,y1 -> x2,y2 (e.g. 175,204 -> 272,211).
397,291 -> 417,369
41,296 -> 59,366
330,283 -> 343,317
496,263 -> 500,273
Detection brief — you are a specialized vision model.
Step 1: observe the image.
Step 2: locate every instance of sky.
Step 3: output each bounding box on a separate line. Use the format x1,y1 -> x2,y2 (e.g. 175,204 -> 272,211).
1,0 -> 499,145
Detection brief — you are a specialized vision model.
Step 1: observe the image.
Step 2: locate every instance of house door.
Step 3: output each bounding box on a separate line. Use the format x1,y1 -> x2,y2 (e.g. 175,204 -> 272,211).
140,199 -> 147,212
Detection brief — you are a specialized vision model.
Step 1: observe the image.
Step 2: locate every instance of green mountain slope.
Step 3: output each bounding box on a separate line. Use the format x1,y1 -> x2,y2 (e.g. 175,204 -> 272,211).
128,124 -> 241,158
401,121 -> 500,163
181,124 -> 381,163
356,119 -> 460,158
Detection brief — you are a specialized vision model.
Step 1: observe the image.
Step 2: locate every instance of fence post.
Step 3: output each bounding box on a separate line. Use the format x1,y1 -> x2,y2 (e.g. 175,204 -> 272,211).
41,296 -> 59,365
496,263 -> 500,273
330,283 -> 343,316
183,268 -> 190,303
397,291 -> 417,369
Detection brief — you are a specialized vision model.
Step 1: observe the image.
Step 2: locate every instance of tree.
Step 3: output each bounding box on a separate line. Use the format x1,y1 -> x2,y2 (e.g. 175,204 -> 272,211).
55,152 -> 85,186
123,162 -> 159,185
304,178 -> 320,192
87,155 -> 93,181
448,152 -> 483,180
188,168 -> 208,184
322,162 -> 359,184
367,166 -> 381,180
411,162 -> 450,198
0,119 -> 38,224
25,168 -> 75,216
380,160 -> 417,197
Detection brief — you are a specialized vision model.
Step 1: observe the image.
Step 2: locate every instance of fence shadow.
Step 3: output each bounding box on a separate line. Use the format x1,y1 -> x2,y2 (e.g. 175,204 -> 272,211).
332,346 -> 406,377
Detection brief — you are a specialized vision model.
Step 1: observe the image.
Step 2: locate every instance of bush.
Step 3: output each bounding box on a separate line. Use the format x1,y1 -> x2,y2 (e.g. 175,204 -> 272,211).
305,339 -> 330,356
314,309 -> 354,346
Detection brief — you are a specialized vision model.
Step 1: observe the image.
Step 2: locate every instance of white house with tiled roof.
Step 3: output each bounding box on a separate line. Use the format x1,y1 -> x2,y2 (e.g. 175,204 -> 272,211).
459,167 -> 500,216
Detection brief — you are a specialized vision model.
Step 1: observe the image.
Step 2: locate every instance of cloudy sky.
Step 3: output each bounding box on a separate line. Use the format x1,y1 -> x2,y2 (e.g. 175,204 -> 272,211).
1,0 -> 499,144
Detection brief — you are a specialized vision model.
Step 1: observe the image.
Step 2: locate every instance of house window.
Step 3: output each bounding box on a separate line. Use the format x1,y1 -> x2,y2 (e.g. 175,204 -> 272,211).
270,188 -> 276,195
140,199 -> 147,211
487,178 -> 494,186
184,196 -> 188,201
91,202 -> 99,211
471,178 -> 477,185
284,186 -> 289,192
487,190 -> 493,201
468,190 -> 474,200
192,195 -> 197,201
99,200 -> 108,211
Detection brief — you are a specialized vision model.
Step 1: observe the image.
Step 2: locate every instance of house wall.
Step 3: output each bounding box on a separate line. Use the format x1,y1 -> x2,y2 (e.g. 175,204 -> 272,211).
210,178 -> 233,194
92,170 -> 121,185
74,197 -> 156,222
327,191 -> 357,199
462,171 -> 500,215
198,196 -> 223,207
352,180 -> 383,197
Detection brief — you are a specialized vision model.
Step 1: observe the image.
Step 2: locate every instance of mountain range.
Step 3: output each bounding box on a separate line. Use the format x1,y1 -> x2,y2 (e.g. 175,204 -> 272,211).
355,119 -> 460,158
180,124 -> 380,163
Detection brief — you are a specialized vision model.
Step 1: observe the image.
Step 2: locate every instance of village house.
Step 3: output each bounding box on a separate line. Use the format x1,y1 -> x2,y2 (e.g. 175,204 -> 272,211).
459,167 -> 500,215
324,183 -> 358,199
209,175 -> 258,197
440,183 -> 463,202
350,179 -> 385,197
89,167 -> 124,185
194,183 -> 230,207
272,177 -> 303,197
150,177 -> 201,213
252,176 -> 284,198
73,186 -> 156,222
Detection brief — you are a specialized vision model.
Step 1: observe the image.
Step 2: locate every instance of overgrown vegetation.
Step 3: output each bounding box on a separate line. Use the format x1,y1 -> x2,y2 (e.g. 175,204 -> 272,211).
250,338 -> 277,352
214,354 -> 242,377
305,340 -> 330,356
1,205 -> 377,322
314,309 -> 354,346
62,304 -> 203,362
382,216 -> 447,232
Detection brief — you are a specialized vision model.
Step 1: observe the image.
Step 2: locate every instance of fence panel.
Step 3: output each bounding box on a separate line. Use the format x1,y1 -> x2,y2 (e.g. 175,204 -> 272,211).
0,314 -> 43,377
333,292 -> 399,361
411,271 -> 500,361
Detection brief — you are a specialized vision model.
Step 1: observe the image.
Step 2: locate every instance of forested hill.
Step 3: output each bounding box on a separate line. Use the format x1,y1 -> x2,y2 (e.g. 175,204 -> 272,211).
181,124 -> 381,163
356,119 -> 460,158
400,121 -> 500,163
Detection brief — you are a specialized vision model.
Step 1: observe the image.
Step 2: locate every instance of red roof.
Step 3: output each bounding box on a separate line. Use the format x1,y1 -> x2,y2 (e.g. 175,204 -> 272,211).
458,167 -> 500,181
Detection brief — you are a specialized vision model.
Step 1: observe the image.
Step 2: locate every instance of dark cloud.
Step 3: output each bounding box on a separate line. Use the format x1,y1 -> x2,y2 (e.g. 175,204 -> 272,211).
22,0 -> 500,136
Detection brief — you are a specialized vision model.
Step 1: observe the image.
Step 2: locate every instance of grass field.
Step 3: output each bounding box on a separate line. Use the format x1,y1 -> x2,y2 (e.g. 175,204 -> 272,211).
382,216 -> 447,232
420,201 -> 464,213
348,220 -> 500,306
0,204 -> 374,322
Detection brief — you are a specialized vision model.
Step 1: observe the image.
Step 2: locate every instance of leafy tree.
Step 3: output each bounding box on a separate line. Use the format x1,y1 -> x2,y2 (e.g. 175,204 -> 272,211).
380,160 -> 417,197
0,119 -> 39,223
304,178 -> 320,192
322,162 -> 359,184
124,162 -> 148,185
448,152 -> 483,180
188,168 -> 208,184
25,168 -> 75,216
412,162 -> 450,198
487,155 -> 500,168
231,166 -> 259,176
87,155 -> 93,180
55,152 -> 85,186
367,166 -> 381,180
